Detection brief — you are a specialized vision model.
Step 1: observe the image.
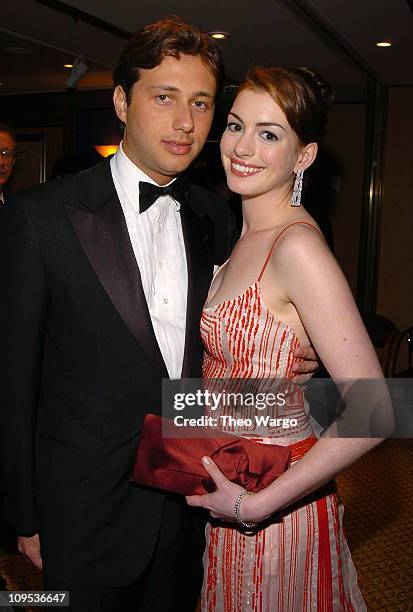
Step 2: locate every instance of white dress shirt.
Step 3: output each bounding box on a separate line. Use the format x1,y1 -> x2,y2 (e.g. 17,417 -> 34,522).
110,143 -> 188,379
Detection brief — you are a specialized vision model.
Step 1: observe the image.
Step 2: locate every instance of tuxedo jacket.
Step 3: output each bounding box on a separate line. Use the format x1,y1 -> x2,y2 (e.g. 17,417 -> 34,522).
0,159 -> 235,585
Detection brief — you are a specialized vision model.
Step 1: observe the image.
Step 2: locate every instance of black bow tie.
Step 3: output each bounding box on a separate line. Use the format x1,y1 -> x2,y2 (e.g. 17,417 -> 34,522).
139,175 -> 190,213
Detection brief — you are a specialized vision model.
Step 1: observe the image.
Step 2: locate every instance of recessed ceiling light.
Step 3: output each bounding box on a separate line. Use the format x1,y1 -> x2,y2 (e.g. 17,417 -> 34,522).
64,64 -> 74,68
209,31 -> 231,40
376,41 -> 392,47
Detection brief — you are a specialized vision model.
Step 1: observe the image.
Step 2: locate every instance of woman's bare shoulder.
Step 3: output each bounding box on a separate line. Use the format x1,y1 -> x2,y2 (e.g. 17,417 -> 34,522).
273,215 -> 329,261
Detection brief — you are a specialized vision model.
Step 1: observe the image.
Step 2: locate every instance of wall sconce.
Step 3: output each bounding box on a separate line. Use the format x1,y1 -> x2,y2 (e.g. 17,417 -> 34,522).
94,145 -> 119,158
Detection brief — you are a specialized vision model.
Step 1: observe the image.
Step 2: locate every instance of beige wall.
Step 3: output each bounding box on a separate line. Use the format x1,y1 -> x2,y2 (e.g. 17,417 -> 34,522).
323,103 -> 367,295
320,92 -> 412,334
377,87 -> 413,332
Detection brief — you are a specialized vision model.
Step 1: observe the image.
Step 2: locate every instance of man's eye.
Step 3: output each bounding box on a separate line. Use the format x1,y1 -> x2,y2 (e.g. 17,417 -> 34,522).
0,149 -> 14,159
227,122 -> 242,132
193,100 -> 208,110
156,94 -> 171,103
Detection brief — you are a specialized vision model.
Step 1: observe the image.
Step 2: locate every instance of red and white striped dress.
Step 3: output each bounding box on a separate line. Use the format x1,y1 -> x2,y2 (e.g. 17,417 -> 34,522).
200,223 -> 366,612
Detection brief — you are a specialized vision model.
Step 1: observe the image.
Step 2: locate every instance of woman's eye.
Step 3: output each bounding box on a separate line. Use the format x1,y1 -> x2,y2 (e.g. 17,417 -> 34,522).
261,131 -> 278,141
227,122 -> 242,132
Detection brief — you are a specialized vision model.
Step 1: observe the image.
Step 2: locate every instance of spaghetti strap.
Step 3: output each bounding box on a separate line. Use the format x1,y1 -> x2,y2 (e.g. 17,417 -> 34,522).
258,221 -> 321,281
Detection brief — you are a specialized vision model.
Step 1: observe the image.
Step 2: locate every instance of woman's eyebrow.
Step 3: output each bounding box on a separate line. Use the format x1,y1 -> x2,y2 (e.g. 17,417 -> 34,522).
229,111 -> 285,130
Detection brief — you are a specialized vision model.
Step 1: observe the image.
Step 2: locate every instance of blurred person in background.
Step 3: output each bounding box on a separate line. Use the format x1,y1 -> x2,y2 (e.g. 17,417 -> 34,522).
0,124 -> 18,607
0,124 -> 17,205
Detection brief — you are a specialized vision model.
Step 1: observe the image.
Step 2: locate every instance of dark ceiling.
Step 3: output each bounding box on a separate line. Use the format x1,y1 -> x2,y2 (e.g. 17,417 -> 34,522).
1,0 -> 412,98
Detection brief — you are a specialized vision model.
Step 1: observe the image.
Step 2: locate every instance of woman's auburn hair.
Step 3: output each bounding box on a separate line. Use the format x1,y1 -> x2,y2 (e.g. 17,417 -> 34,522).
237,66 -> 334,145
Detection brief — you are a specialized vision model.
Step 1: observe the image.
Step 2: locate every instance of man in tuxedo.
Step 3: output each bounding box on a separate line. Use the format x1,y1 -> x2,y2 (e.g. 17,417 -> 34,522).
0,124 -> 16,205
0,17 -> 317,612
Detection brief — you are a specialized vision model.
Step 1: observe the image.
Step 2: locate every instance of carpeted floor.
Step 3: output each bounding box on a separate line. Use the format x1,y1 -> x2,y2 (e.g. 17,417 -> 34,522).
336,438 -> 413,611
1,439 -> 411,611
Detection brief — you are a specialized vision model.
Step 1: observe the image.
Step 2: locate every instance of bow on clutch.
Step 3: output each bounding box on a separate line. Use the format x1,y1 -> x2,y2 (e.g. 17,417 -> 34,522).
131,414 -> 291,496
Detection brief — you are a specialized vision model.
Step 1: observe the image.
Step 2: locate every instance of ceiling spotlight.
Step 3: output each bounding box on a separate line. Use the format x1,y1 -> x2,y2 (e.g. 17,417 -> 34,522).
376,41 -> 392,47
209,31 -> 231,40
66,56 -> 89,89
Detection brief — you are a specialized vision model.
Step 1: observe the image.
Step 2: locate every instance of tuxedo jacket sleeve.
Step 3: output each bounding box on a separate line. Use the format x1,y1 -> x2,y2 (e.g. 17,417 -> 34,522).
0,159 -> 235,583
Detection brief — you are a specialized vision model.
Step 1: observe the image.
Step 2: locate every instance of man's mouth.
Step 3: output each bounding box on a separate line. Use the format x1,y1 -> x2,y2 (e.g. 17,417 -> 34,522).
230,159 -> 264,177
163,140 -> 193,155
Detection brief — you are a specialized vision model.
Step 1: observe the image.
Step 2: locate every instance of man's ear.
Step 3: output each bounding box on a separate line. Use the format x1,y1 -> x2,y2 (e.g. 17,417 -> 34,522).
295,142 -> 318,173
113,86 -> 128,124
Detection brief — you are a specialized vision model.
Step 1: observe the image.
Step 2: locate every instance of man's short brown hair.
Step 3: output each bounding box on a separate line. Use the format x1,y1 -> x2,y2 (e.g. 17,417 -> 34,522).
113,16 -> 225,102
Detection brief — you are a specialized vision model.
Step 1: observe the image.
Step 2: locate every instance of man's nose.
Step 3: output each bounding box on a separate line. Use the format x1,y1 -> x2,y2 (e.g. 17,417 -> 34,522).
172,103 -> 195,133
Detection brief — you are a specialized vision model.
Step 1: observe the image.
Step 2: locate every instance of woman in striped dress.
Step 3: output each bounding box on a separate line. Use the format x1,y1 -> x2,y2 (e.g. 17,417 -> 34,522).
187,67 -> 388,611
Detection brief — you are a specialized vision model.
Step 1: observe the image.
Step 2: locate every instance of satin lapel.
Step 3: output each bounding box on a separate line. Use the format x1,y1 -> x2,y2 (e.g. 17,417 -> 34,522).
180,197 -> 214,378
66,167 -> 168,378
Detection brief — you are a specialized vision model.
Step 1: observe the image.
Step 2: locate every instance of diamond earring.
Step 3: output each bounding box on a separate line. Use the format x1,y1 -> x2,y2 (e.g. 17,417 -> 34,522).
291,169 -> 304,207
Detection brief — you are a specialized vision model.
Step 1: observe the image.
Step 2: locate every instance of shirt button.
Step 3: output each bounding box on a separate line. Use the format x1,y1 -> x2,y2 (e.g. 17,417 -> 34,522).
159,224 -> 163,230
159,261 -> 164,268
164,298 -> 169,304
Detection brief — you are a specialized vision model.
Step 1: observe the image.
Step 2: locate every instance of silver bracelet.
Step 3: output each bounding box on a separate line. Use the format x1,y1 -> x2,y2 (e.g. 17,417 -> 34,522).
234,490 -> 257,530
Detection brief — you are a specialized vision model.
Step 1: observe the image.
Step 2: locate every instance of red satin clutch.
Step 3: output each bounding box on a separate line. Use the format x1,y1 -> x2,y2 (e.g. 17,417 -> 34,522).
131,414 -> 291,496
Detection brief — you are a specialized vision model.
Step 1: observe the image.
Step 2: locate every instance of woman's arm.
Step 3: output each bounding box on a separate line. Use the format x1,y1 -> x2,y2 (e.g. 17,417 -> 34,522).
276,225 -> 380,380
187,226 -> 392,524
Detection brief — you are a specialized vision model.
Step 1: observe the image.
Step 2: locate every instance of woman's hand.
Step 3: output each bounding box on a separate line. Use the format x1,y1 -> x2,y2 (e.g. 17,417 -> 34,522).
186,456 -> 268,525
